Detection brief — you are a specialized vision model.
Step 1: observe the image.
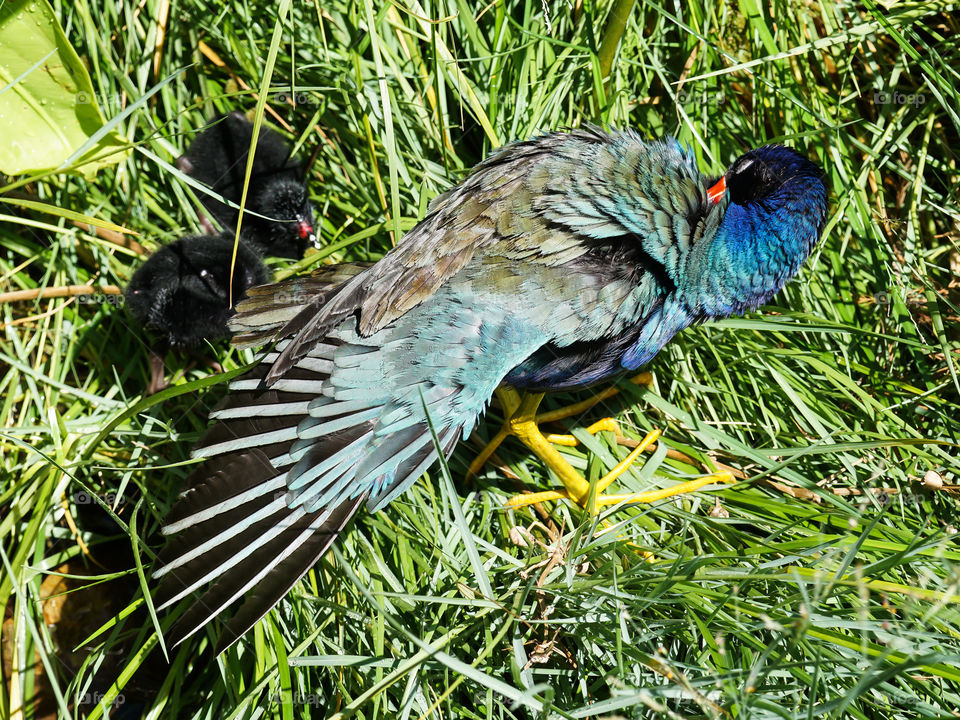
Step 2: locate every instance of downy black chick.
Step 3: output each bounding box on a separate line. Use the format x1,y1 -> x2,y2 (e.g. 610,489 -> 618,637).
125,233 -> 271,394
177,112 -> 315,259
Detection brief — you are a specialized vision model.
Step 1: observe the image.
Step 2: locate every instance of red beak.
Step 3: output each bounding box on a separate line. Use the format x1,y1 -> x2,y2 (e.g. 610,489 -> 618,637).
297,221 -> 313,239
707,176 -> 727,204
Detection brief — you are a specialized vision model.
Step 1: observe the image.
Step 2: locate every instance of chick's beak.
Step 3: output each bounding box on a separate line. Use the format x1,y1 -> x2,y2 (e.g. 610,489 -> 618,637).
706,176 -> 727,204
298,218 -> 318,247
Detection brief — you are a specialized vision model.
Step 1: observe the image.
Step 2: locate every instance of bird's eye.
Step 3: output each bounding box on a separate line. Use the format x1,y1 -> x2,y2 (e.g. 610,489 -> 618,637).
736,158 -> 755,174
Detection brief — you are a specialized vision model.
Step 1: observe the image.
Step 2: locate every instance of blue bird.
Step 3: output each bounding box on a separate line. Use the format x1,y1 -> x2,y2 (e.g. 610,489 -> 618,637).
153,128 -> 828,651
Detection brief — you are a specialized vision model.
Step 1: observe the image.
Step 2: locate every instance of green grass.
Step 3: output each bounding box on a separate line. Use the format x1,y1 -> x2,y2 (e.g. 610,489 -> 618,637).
2,0 -> 959,718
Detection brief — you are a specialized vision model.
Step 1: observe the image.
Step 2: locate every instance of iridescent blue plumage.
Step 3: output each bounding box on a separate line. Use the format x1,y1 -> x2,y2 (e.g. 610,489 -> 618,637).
154,128 -> 827,651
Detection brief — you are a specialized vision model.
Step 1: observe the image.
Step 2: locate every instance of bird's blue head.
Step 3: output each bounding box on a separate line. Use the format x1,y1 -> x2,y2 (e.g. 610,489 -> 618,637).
695,144 -> 828,315
711,145 -> 826,219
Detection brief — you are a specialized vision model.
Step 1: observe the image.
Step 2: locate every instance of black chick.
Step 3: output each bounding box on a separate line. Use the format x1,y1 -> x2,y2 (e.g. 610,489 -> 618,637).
177,111 -> 315,259
125,234 -> 271,394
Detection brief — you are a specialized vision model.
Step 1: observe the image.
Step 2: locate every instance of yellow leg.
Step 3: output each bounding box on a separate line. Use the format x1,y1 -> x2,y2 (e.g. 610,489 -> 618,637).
466,373 -> 653,480
465,387 -> 523,479
466,374 -> 735,512
535,372 -> 653,424
504,426 -> 665,509
590,471 -> 735,507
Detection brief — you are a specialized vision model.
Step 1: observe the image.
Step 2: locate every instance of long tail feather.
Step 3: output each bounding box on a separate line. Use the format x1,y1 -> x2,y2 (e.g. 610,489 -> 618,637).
154,344 -> 373,650
155,266 -> 535,651
160,494 -> 363,651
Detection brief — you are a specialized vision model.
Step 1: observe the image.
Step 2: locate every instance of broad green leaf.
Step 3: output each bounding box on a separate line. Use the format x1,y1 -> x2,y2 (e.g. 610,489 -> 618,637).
0,0 -> 127,177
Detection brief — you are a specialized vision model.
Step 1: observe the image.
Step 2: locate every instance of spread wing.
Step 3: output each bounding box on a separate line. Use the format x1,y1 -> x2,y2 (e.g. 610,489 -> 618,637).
266,127 -> 712,384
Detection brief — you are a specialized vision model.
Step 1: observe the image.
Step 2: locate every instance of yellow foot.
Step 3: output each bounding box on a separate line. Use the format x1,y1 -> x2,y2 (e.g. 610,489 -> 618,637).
466,373 -> 653,480
507,471 -> 736,510
467,375 -> 736,513
467,375 -> 726,513
503,424 -> 661,508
